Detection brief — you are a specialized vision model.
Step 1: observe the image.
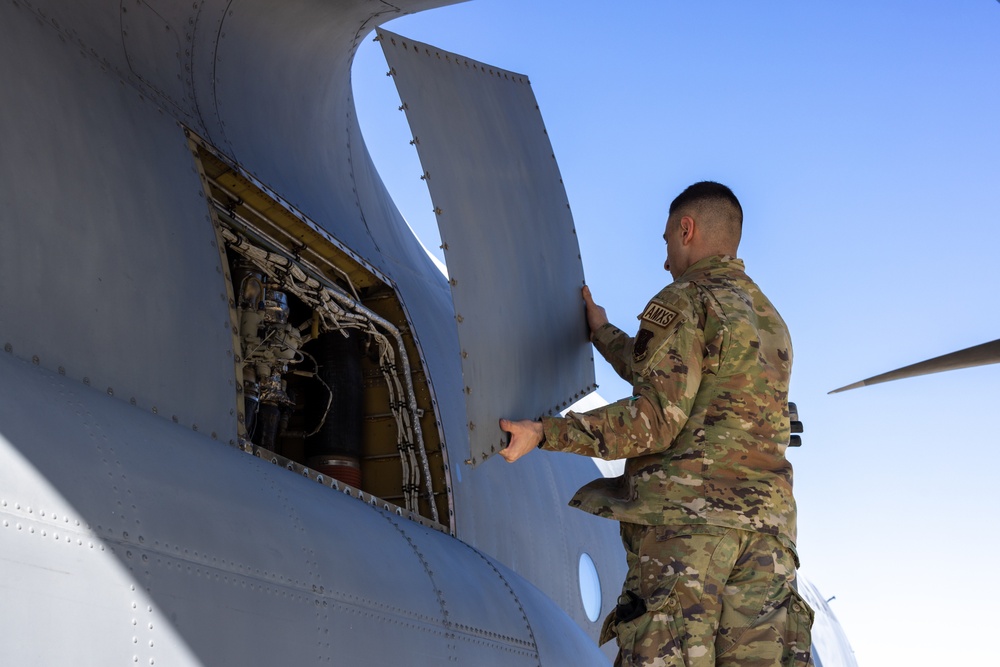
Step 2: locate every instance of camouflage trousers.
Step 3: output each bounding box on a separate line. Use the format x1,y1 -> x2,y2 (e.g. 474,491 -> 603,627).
602,523 -> 814,667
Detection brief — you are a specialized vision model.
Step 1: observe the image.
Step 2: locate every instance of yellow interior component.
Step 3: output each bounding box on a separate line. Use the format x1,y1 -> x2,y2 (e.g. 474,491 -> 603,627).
189,133 -> 452,533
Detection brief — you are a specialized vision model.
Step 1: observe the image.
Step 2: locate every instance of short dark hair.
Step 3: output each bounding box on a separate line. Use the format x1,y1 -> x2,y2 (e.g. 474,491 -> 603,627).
668,181 -> 743,225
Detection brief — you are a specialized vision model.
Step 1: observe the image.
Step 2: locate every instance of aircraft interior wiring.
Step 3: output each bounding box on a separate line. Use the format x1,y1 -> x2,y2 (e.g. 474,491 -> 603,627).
190,136 -> 453,533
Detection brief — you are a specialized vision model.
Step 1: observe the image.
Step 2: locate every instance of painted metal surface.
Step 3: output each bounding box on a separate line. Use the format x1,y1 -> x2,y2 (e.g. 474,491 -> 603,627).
0,0 -> 619,663
379,29 -> 597,466
0,0 -> 236,441
799,575 -> 860,667
0,0 -> 850,663
0,351 -> 607,665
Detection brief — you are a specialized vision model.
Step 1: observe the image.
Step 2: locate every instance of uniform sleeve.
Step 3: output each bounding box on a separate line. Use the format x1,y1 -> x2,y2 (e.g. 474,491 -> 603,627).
591,323 -> 633,383
540,292 -> 702,460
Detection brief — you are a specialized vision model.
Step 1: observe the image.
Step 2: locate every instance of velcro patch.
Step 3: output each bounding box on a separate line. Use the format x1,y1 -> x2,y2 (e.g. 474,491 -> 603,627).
640,301 -> 681,329
633,328 -> 655,362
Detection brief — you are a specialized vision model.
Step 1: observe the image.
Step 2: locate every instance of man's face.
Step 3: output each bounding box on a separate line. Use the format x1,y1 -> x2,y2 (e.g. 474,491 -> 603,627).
663,214 -> 686,280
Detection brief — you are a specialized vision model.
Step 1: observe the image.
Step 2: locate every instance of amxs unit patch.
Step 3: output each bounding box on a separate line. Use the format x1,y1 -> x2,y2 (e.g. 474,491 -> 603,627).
639,300 -> 682,330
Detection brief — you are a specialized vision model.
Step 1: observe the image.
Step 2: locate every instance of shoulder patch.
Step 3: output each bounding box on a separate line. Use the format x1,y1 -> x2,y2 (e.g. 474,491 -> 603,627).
633,328 -> 655,362
640,301 -> 682,329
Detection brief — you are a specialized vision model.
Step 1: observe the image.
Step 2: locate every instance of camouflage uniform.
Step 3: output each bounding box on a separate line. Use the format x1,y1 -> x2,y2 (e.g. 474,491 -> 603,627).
539,255 -> 813,666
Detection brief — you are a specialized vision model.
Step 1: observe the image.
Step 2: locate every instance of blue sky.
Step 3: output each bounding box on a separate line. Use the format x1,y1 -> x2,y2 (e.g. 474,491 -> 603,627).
352,2 -> 1000,664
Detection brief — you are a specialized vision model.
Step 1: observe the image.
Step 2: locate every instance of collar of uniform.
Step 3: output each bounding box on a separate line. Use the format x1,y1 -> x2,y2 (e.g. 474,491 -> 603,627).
677,254 -> 745,283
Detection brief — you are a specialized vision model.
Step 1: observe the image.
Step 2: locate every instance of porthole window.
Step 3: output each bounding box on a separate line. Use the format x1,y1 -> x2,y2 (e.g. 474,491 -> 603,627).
578,552 -> 602,622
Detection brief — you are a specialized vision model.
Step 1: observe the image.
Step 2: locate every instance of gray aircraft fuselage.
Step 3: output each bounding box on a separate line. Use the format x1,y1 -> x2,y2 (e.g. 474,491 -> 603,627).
0,0 -> 854,664
0,0 -> 621,663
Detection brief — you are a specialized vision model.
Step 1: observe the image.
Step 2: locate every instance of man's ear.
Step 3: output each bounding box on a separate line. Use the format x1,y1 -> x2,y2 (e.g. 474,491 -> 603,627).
681,215 -> 696,245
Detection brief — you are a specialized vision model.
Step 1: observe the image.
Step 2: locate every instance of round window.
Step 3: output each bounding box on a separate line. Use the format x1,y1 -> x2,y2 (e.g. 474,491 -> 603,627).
578,552 -> 602,622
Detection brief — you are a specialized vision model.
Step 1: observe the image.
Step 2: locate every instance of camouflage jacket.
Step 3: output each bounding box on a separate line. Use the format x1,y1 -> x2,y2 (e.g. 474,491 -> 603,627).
540,255 -> 797,547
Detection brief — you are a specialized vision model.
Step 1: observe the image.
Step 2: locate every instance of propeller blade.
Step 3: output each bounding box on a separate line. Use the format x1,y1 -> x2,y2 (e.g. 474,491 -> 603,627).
829,338 -> 1000,394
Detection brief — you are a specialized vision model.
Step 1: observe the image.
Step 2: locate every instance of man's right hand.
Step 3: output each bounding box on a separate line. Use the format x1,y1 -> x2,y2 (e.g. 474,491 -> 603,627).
582,285 -> 609,339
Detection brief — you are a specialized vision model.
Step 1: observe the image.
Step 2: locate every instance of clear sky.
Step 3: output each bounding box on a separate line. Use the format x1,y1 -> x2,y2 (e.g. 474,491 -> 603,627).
351,2 -> 1000,665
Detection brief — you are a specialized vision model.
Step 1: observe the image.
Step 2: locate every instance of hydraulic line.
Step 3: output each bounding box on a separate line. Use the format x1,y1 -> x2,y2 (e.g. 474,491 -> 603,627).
220,222 -> 439,522
209,178 -> 361,302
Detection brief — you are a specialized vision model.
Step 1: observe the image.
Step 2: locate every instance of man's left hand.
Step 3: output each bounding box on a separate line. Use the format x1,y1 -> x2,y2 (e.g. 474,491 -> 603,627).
498,418 -> 543,463
582,285 -> 609,340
